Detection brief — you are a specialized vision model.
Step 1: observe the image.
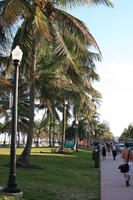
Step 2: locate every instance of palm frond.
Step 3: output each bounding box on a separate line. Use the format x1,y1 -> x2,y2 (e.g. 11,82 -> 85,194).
1,0 -> 32,25
54,8 -> 101,54
35,6 -> 51,41
54,0 -> 113,8
0,75 -> 12,91
81,65 -> 99,81
50,22 -> 76,68
0,55 -> 8,66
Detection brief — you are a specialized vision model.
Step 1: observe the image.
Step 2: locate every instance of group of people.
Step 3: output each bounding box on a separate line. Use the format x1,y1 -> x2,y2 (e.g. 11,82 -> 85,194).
101,142 -> 117,160
101,142 -> 133,187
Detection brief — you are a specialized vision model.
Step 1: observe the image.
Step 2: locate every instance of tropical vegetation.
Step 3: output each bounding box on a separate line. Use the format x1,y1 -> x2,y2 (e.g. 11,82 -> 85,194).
0,0 -> 114,167
119,123 -> 133,141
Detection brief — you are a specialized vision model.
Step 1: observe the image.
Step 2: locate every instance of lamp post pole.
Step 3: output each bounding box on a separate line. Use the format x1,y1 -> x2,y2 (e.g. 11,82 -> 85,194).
4,46 -> 23,194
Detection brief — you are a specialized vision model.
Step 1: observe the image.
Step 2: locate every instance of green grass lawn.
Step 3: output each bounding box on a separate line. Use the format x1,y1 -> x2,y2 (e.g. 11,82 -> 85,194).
0,148 -> 100,200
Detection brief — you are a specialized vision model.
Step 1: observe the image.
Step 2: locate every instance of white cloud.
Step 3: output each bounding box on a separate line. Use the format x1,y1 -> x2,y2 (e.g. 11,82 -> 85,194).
94,61 -> 133,137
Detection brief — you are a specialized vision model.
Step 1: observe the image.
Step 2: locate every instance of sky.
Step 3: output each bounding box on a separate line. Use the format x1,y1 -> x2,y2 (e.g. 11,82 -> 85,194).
69,1 -> 133,137
1,1 -> 133,140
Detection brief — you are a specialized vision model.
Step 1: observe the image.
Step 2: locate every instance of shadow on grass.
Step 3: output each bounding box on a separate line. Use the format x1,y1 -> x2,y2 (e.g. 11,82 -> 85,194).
4,163 -> 44,170
39,151 -> 73,155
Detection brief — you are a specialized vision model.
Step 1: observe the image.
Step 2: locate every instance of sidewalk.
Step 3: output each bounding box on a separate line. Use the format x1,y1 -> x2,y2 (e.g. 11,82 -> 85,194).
101,153 -> 133,200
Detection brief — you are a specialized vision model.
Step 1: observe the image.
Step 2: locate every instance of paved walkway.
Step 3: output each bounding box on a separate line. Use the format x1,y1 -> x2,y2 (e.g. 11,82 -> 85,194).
101,153 -> 133,200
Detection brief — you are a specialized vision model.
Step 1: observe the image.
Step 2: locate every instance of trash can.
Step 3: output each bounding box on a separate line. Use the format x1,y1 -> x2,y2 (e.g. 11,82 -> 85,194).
92,143 -> 99,168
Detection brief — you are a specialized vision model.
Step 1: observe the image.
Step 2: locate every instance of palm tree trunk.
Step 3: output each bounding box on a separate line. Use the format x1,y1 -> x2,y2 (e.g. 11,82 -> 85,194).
59,98 -> 66,153
94,132 -> 97,143
3,132 -> 6,145
49,112 -> 52,147
37,109 -> 46,147
52,114 -> 55,147
17,38 -> 36,166
87,130 -> 89,148
17,130 -> 20,147
72,111 -> 78,151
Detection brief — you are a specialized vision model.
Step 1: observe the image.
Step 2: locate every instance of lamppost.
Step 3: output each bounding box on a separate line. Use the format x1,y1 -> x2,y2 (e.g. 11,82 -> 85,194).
4,46 -> 23,194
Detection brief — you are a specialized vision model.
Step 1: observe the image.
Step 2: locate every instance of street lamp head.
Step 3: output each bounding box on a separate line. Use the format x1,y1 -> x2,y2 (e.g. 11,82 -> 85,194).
12,45 -> 23,62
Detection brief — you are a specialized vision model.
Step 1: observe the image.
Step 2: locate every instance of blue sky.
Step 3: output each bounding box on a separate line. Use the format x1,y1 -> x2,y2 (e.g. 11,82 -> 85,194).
69,1 -> 133,137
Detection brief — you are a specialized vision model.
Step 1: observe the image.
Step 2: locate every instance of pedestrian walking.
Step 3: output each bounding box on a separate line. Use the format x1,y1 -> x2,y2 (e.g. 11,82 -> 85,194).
121,142 -> 133,186
106,142 -> 111,155
102,143 -> 107,160
112,143 -> 117,160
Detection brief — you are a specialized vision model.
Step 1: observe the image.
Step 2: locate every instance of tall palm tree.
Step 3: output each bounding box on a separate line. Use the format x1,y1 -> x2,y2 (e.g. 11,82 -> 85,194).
0,0 -> 113,166
36,20 -> 102,151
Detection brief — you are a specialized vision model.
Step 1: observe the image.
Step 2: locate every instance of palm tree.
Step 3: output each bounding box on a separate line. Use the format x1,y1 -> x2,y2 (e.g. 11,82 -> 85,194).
0,0 -> 113,166
36,21 -> 102,151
